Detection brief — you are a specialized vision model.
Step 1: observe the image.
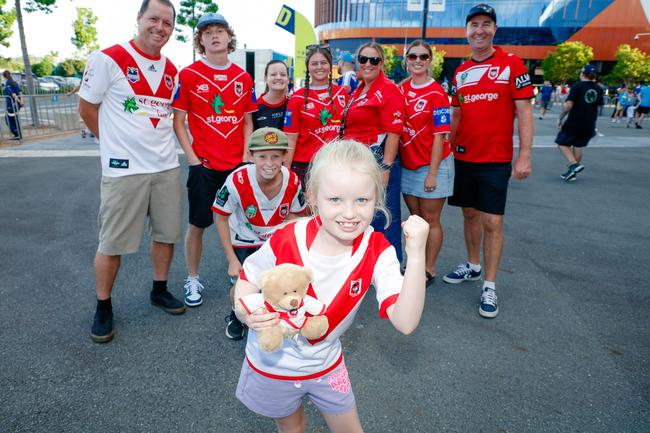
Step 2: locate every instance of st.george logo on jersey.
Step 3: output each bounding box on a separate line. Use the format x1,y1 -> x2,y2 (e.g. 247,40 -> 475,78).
488,66 -> 499,80
164,74 -> 174,91
279,203 -> 289,218
414,99 -> 427,112
349,279 -> 362,297
235,82 -> 243,96
127,67 -> 140,83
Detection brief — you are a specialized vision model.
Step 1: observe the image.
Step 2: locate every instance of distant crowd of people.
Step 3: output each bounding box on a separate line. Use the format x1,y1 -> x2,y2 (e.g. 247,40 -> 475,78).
61,0 -> 645,431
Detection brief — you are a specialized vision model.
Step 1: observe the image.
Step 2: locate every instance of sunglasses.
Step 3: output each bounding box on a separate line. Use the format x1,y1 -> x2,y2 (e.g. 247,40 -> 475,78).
306,43 -> 330,52
406,53 -> 431,61
357,55 -> 382,65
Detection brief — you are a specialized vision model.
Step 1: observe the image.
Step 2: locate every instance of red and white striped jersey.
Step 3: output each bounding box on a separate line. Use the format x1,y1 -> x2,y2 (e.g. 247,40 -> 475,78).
211,164 -> 306,248
79,40 -> 179,177
239,216 -> 403,380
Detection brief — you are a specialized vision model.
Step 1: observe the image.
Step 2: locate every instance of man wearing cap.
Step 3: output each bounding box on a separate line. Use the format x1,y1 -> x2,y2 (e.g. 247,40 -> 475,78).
78,0 -> 186,344
556,64 -> 603,182
212,127 -> 306,339
172,12 -> 257,319
336,51 -> 358,95
444,3 -> 534,319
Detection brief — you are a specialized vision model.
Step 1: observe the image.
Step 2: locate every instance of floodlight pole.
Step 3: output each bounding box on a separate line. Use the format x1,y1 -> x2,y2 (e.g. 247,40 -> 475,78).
421,0 -> 429,40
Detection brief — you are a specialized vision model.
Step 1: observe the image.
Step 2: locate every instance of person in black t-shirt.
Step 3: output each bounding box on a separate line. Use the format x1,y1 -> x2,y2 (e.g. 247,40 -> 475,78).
556,64 -> 603,182
252,60 -> 289,130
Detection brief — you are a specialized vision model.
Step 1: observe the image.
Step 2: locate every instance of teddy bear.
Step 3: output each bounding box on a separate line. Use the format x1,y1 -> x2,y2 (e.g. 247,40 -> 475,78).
236,263 -> 329,353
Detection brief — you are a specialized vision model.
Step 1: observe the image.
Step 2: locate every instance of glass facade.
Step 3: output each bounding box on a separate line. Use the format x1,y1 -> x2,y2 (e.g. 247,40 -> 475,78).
316,0 -> 613,46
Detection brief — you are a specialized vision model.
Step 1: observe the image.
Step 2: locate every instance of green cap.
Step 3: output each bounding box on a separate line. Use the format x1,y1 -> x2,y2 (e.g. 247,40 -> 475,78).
249,127 -> 289,152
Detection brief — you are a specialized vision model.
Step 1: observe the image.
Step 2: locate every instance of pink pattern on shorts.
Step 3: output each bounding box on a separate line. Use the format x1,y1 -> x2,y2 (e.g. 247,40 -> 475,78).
328,365 -> 351,394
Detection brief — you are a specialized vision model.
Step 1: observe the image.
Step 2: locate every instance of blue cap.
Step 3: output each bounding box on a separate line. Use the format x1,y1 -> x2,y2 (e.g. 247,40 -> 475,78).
197,13 -> 229,30
581,64 -> 597,75
337,51 -> 355,64
466,4 -> 497,24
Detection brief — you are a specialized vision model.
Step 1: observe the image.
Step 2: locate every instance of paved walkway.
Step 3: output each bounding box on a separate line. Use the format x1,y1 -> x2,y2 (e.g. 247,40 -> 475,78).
1,110 -> 648,432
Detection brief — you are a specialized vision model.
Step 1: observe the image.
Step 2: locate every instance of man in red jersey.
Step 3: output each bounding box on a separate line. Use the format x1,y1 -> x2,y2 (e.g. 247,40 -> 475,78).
79,0 -> 186,344
173,13 -> 257,323
443,4 -> 534,319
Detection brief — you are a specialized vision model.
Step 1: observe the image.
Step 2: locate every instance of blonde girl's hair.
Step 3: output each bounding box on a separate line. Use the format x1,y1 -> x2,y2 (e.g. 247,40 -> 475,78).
306,139 -> 390,228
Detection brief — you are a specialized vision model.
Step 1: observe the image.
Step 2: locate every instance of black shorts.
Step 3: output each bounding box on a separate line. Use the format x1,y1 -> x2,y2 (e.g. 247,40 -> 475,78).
448,160 -> 511,215
555,129 -> 595,148
234,246 -> 260,265
541,100 -> 550,110
637,106 -> 650,115
187,164 -> 236,228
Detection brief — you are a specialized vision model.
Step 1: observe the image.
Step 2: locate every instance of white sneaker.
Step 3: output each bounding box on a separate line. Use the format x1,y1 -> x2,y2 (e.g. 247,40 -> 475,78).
184,277 -> 204,307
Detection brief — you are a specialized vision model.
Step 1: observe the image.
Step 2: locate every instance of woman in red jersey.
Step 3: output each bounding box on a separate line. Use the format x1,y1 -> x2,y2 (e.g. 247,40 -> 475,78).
399,40 -> 452,285
340,42 -> 406,263
253,60 -> 290,130
283,44 -> 348,188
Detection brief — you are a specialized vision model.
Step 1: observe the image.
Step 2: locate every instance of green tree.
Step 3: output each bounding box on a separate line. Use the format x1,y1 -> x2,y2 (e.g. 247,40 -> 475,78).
71,7 -> 99,56
0,0 -> 16,47
431,47 -> 445,79
54,58 -> 85,76
15,0 -> 59,125
604,44 -> 650,85
176,0 -> 219,61
382,45 -> 400,77
31,53 -> 55,76
542,41 -> 593,83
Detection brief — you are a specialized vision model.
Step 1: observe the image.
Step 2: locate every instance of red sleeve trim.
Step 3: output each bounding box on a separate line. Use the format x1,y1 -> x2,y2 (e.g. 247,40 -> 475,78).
238,297 -> 254,315
379,293 -> 400,320
211,206 -> 231,216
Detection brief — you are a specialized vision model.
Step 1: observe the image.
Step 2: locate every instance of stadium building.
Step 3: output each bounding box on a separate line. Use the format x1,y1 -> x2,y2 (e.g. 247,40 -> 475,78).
315,0 -> 650,81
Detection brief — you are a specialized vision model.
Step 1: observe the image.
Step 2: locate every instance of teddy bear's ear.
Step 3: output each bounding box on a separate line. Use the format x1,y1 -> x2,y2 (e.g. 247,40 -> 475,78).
301,267 -> 313,284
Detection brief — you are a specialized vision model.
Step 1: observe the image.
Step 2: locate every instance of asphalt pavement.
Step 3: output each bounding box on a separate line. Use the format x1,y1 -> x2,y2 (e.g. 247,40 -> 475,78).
1,107 -> 649,432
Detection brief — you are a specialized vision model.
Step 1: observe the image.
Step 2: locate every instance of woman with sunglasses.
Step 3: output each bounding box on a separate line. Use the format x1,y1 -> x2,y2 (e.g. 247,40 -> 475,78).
340,42 -> 406,263
283,44 -> 348,187
400,40 -> 452,285
253,60 -> 290,130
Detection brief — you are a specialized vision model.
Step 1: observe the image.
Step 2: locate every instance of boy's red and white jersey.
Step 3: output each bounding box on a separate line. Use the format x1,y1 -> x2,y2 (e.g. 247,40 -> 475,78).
342,72 -> 405,146
211,165 -> 306,247
172,60 -> 257,171
283,84 -> 348,163
79,40 -> 179,177
239,217 -> 403,380
450,47 -> 534,163
399,78 -> 451,170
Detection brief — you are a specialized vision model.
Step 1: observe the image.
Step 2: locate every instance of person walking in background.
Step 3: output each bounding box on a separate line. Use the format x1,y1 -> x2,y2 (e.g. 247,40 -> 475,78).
336,51 -> 359,95
634,81 -> 650,129
340,42 -> 406,264
283,44 -> 348,189
253,60 -> 289,130
556,64 -> 603,182
172,12 -> 257,319
538,80 -> 554,119
2,70 -> 23,139
78,0 -> 186,343
443,3 -> 534,319
399,40 -> 452,286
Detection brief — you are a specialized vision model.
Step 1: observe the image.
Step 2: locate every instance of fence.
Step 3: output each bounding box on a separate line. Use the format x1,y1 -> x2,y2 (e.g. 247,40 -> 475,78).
1,92 -> 83,143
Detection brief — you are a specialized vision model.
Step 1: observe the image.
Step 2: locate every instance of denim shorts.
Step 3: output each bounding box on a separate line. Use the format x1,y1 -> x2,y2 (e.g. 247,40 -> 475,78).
236,359 -> 356,418
401,154 -> 454,199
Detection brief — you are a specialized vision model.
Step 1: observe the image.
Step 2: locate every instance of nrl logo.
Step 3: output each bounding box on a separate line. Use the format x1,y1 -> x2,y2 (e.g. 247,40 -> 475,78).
245,205 -> 257,219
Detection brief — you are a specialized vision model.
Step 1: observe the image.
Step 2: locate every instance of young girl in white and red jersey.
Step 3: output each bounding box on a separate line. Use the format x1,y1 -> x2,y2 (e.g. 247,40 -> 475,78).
234,139 -> 429,433
399,40 -> 452,286
283,44 -> 348,189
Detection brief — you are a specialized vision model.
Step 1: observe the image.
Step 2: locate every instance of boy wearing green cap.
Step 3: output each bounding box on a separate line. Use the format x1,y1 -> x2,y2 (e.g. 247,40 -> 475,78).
212,127 -> 307,340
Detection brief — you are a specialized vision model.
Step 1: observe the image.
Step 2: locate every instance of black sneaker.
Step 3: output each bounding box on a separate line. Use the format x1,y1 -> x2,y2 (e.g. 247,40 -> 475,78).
225,310 -> 246,340
426,271 -> 436,287
90,309 -> 114,343
150,290 -> 187,315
